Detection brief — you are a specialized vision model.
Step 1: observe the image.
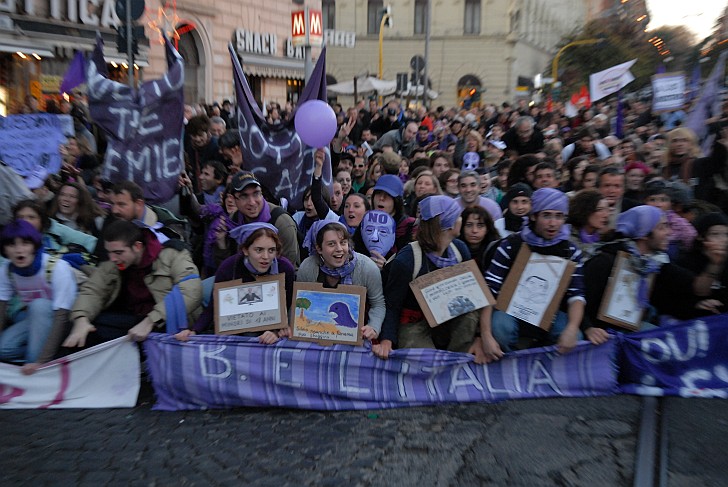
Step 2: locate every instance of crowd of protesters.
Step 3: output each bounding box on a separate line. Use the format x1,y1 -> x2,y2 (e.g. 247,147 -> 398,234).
2,90 -> 728,373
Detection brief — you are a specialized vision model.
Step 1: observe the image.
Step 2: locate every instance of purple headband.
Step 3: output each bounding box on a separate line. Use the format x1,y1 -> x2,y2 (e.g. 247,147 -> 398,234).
228,222 -> 278,245
616,205 -> 664,239
420,195 -> 462,229
303,220 -> 349,256
530,188 -> 568,215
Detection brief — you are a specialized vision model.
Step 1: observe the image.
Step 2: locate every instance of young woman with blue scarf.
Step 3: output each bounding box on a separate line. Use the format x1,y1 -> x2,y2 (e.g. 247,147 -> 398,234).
297,221 -> 385,348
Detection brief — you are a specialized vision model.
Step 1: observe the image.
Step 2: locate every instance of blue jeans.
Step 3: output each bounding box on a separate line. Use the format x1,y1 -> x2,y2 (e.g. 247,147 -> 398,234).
491,309 -> 582,352
0,298 -> 54,363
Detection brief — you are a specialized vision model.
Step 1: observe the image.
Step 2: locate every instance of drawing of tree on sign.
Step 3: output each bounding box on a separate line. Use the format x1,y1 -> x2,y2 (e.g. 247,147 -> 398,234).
296,297 -> 312,318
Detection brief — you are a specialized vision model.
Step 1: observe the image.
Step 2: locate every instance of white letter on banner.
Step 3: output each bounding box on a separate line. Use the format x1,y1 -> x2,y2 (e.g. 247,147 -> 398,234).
274,348 -> 302,388
420,366 -> 440,399
527,359 -> 562,394
482,363 -> 511,395
338,352 -> 370,394
108,107 -> 132,139
448,364 -> 484,394
138,112 -> 162,136
641,338 -> 671,364
397,361 -> 410,398
199,345 -> 232,379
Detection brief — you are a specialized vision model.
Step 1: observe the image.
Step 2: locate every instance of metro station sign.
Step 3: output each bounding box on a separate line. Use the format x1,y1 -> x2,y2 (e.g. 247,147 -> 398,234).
291,8 -> 323,48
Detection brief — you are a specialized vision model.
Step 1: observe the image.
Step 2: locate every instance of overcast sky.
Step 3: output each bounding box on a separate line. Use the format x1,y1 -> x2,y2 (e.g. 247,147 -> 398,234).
646,1 -> 724,40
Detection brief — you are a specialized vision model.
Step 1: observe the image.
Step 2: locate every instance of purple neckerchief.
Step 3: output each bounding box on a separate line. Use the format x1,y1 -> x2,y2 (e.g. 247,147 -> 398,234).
244,256 -> 279,276
202,185 -> 225,206
426,244 -> 459,268
521,224 -> 571,248
579,228 -> 601,244
319,252 -> 357,285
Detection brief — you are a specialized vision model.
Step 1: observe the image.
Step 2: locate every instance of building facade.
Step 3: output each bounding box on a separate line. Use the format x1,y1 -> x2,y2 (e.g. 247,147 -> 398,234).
323,0 -> 590,108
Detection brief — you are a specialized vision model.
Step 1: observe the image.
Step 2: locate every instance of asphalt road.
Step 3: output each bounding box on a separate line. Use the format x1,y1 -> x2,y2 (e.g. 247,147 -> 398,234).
1,391 -> 725,486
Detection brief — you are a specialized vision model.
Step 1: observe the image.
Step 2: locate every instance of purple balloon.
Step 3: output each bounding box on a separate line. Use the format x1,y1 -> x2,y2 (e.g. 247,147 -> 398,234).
294,100 -> 337,148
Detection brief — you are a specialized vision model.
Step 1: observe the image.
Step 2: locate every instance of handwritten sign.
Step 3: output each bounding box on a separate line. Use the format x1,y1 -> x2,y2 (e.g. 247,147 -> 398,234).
0,114 -> 72,176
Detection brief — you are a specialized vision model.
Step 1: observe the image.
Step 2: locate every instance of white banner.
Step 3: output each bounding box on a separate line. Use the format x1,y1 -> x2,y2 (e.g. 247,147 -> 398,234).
589,59 -> 637,102
0,337 -> 140,409
652,72 -> 686,113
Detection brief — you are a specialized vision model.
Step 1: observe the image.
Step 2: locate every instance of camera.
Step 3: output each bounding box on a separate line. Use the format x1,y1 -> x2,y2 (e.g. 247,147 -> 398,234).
387,108 -> 396,116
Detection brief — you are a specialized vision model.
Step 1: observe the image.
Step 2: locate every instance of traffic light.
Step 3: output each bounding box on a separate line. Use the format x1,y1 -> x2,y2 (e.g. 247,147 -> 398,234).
381,5 -> 393,28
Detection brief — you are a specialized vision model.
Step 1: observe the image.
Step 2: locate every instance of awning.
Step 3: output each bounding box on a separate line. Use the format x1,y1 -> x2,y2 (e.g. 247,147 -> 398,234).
239,54 -> 305,80
0,41 -> 54,58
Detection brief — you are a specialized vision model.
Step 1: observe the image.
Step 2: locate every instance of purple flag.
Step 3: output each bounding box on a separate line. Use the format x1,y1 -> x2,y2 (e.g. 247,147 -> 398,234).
615,90 -> 624,139
87,34 -> 185,204
619,314 -> 728,398
687,64 -> 701,102
685,50 -> 727,153
144,334 -> 618,411
60,50 -> 86,94
230,45 -> 332,209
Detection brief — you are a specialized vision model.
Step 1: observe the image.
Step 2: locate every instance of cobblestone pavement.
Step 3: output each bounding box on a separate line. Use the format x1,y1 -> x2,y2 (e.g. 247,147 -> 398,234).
2,386 -> 643,487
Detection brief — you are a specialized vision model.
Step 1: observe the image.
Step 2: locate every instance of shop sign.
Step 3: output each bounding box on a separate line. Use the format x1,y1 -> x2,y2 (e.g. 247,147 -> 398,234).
0,0 -> 120,27
235,29 -> 278,56
40,74 -> 62,93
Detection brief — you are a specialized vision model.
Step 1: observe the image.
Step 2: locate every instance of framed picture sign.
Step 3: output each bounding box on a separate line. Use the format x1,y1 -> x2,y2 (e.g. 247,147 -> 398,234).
495,246 -> 576,330
409,260 -> 495,327
289,282 -> 366,346
213,274 -> 287,335
597,251 -> 654,331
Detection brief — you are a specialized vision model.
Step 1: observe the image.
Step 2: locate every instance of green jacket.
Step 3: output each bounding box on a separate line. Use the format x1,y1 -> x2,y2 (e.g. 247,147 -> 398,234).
71,247 -> 202,328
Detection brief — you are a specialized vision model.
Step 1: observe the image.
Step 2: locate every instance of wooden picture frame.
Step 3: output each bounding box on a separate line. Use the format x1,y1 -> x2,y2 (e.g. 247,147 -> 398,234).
409,260 -> 496,328
597,251 -> 654,331
495,245 -> 576,330
213,274 -> 287,335
288,282 -> 366,346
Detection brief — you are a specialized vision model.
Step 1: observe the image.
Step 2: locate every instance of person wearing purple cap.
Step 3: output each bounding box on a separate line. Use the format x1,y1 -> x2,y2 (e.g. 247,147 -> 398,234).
298,221 -> 385,343
583,206 -> 725,344
371,174 -> 417,257
0,220 -> 77,374
178,222 -> 295,344
479,188 -> 585,362
378,195 -> 479,359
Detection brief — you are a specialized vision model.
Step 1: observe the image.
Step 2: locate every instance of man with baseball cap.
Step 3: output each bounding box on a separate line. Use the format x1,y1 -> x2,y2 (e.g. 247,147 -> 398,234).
215,171 -> 299,267
478,188 -> 585,362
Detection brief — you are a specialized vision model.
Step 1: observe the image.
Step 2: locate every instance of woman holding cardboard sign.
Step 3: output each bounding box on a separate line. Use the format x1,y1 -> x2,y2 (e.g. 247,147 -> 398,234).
378,195 -> 480,359
176,223 -> 295,344
297,221 -> 385,345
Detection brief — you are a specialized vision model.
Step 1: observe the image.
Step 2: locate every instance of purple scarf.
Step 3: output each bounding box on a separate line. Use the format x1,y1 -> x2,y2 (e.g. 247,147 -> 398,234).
579,228 -> 601,244
201,204 -> 234,273
623,240 -> 666,309
426,244 -> 459,268
320,252 -> 358,285
244,256 -> 279,276
521,224 -> 571,248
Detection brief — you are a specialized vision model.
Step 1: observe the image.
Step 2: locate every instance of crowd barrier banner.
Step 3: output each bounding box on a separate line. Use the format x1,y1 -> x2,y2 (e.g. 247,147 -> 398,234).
143,334 -> 618,411
619,314 -> 728,398
86,35 -> 185,204
0,337 -> 140,409
0,113 -> 70,176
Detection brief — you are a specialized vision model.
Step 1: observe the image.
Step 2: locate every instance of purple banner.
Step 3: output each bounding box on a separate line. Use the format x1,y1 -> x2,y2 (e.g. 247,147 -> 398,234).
619,314 -> 728,398
87,35 -> 185,204
230,45 -> 333,209
144,335 -> 618,411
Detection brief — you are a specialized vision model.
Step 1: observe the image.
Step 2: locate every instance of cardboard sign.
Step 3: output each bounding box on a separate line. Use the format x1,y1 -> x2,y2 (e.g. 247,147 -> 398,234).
214,274 -> 287,335
289,282 -> 366,346
496,246 -> 576,330
652,72 -> 686,113
597,251 -> 654,331
409,260 -> 495,327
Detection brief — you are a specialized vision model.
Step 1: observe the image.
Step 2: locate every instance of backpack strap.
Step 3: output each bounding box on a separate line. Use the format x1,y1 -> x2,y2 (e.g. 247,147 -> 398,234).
410,241 -> 423,281
269,206 -> 287,226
